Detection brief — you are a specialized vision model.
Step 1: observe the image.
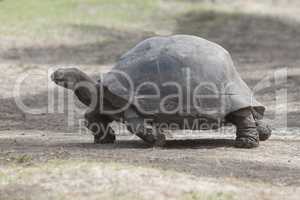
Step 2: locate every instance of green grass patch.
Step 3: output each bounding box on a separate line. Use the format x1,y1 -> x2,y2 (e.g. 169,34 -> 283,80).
0,0 -> 236,39
0,0 -> 160,39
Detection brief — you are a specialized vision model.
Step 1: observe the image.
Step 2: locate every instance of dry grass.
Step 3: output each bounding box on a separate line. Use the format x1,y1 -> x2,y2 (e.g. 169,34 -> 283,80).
0,160 -> 237,200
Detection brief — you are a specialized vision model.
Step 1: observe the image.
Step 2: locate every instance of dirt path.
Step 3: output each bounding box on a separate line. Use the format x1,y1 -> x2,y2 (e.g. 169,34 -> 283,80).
1,130 -> 300,199
1,130 -> 300,185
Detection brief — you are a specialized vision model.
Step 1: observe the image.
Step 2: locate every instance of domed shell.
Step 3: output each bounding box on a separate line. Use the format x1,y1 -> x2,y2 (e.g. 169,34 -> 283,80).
103,35 -> 265,120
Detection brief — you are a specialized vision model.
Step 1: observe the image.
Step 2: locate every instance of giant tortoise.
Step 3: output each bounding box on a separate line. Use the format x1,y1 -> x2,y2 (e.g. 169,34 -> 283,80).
51,35 -> 271,148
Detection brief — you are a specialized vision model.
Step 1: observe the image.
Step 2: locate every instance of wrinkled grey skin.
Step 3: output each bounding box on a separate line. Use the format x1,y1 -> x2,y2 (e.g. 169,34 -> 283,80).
51,35 -> 271,148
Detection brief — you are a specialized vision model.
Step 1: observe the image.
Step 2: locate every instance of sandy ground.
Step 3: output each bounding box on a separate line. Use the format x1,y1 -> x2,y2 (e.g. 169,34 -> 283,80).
0,0 -> 300,199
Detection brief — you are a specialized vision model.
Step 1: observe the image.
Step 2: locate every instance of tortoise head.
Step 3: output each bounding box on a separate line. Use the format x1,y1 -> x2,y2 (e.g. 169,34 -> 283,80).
51,68 -> 84,90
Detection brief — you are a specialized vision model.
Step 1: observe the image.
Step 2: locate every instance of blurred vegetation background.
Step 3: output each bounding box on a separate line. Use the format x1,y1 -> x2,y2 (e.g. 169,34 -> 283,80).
1,0 -> 299,65
1,0 -> 299,40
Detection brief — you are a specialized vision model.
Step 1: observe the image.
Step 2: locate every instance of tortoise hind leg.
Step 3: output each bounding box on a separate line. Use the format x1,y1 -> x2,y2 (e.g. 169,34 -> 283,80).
250,108 -> 272,141
256,120 -> 272,141
227,108 -> 259,148
84,111 -> 116,144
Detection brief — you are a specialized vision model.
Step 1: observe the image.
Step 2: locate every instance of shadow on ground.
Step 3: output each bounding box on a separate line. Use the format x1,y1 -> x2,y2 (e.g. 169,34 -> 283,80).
67,138 -> 236,149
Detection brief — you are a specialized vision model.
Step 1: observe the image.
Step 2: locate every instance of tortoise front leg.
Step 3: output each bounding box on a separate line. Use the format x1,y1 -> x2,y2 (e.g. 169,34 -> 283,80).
125,108 -> 166,147
84,111 -> 116,144
127,120 -> 166,147
127,118 -> 166,147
